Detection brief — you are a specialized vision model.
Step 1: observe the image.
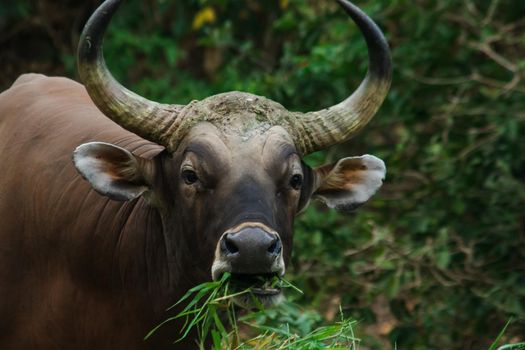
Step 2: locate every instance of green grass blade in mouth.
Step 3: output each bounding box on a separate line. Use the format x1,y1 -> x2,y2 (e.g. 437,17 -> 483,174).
279,277 -> 304,294
146,273 -> 359,349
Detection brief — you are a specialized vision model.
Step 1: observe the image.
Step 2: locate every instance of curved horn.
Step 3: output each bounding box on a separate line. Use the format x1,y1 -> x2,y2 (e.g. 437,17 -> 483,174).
291,0 -> 392,155
78,0 -> 184,146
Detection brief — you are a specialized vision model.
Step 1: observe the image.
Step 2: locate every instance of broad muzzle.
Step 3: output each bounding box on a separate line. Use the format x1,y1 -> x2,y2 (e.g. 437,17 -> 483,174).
211,223 -> 285,281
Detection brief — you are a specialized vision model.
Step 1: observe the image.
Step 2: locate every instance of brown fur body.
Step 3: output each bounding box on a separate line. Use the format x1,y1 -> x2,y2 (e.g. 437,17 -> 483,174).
0,74 -> 195,349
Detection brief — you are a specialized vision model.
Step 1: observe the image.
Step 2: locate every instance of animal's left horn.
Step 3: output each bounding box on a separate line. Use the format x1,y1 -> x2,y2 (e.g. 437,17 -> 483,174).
290,0 -> 392,155
78,0 -> 184,147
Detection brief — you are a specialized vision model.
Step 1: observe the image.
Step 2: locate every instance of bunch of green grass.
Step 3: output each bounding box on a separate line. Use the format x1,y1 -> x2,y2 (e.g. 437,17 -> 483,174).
238,308 -> 358,350
145,273 -> 360,349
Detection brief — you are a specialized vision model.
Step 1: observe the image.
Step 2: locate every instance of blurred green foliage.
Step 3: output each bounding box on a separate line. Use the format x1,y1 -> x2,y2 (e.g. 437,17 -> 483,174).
1,0 -> 524,349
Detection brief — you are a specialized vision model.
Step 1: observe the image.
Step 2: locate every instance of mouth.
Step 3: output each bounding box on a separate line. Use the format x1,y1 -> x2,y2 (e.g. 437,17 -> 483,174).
228,273 -> 284,309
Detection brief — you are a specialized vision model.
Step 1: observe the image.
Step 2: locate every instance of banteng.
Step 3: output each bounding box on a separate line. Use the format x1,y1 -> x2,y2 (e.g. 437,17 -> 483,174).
0,0 -> 391,348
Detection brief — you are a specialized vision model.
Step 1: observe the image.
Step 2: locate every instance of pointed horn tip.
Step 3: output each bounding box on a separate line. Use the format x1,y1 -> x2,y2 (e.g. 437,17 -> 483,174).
81,0 -> 124,39
78,0 -> 124,65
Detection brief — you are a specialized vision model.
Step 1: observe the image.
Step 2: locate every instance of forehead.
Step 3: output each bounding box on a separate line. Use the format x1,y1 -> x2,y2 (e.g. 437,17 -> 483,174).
176,91 -> 300,170
183,123 -> 297,162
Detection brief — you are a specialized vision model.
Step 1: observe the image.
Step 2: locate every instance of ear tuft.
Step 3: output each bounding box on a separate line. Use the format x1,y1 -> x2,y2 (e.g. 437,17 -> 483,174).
73,142 -> 149,201
313,154 -> 386,212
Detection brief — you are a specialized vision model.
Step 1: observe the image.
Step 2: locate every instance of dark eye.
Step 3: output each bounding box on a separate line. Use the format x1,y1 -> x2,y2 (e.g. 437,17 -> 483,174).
290,174 -> 303,190
181,169 -> 199,185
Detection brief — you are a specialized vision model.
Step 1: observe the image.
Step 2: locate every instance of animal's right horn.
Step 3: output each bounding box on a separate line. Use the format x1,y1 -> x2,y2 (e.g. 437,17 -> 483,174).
288,0 -> 392,155
78,0 -> 184,147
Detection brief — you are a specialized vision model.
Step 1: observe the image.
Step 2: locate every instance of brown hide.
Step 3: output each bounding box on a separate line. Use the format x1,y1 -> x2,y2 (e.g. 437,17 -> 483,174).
0,74 -> 189,349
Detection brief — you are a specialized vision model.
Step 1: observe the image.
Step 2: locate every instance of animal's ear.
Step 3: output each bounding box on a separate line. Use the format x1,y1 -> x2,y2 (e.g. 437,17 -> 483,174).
73,142 -> 151,201
311,155 -> 386,212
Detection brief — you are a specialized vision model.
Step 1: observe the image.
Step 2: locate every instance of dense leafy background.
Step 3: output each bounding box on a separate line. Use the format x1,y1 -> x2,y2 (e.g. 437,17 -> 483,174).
1,0 -> 524,349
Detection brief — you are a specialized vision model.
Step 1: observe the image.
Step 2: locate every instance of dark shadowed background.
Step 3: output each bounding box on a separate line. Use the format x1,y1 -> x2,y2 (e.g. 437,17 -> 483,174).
1,0 -> 524,349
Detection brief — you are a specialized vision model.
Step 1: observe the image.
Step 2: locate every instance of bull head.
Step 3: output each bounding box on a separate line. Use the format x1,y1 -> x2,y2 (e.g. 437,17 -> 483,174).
73,0 -> 391,308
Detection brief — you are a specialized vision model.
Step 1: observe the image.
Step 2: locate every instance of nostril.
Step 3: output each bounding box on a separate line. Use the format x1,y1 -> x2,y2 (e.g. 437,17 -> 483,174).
267,238 -> 281,255
222,234 -> 239,254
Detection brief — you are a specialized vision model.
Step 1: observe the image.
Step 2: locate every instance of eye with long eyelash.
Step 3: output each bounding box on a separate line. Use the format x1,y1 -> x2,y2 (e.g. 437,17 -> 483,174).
181,169 -> 199,185
289,174 -> 303,190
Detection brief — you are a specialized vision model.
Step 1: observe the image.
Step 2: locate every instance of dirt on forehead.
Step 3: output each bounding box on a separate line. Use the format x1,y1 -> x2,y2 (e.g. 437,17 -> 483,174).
166,91 -> 300,150
196,91 -> 290,128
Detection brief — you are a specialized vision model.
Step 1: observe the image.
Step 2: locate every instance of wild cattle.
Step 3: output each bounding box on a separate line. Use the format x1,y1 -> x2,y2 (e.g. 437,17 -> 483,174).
0,0 -> 391,348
